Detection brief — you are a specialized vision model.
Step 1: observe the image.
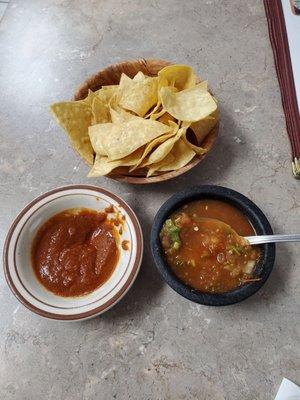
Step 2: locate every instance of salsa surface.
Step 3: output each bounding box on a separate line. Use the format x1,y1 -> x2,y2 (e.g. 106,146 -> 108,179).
31,208 -> 119,297
160,199 -> 260,293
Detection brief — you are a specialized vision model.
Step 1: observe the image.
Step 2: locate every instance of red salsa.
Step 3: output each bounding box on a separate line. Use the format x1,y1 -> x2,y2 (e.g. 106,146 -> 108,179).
31,208 -> 119,297
160,200 -> 260,293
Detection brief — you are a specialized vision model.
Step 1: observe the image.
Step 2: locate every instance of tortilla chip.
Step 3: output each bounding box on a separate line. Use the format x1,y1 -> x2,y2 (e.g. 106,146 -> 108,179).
89,117 -> 171,160
118,73 -> 158,117
88,147 -> 144,177
130,121 -> 179,171
157,139 -> 196,171
141,125 -> 183,167
181,130 -> 207,155
158,65 -> 196,91
145,103 -> 161,118
133,71 -> 146,82
91,96 -> 110,124
149,107 -> 166,120
188,108 -> 219,143
197,81 -> 208,91
147,88 -> 178,120
146,153 -> 175,177
50,101 -> 94,165
95,86 -> 119,104
160,84 -> 217,122
110,106 -> 136,123
157,112 -> 176,125
81,89 -> 97,106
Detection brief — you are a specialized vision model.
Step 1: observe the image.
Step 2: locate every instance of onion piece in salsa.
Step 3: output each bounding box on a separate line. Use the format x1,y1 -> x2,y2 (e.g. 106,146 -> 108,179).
160,200 -> 261,293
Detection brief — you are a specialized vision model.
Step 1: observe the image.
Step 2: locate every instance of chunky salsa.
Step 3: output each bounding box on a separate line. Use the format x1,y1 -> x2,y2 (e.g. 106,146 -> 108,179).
160,199 -> 260,293
31,208 -> 119,297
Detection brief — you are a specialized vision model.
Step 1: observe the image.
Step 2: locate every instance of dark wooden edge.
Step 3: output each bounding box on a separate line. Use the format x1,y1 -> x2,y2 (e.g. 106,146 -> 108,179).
263,0 -> 300,163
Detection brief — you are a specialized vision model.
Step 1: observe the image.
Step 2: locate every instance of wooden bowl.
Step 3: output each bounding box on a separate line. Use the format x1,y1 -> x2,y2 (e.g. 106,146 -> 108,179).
74,59 -> 219,184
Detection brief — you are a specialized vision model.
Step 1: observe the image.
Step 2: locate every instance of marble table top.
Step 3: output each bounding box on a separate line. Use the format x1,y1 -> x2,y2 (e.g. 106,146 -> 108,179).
0,1 -> 299,399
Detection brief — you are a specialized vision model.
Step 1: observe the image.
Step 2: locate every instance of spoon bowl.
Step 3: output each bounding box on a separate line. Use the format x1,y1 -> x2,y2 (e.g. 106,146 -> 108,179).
194,217 -> 300,246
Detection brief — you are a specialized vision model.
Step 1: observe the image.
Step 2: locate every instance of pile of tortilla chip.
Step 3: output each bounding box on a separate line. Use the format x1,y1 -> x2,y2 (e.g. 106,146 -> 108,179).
50,64 -> 219,178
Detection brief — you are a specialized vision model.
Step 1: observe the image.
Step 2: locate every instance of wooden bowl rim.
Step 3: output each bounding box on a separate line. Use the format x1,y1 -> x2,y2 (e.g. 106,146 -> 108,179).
74,58 -> 219,184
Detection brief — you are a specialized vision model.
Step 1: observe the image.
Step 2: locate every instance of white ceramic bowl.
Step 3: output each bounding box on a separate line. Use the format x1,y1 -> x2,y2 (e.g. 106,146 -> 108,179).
3,185 -> 143,320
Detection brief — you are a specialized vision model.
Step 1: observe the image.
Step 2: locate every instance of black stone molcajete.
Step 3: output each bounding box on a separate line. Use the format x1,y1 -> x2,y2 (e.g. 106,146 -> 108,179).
151,185 -> 276,306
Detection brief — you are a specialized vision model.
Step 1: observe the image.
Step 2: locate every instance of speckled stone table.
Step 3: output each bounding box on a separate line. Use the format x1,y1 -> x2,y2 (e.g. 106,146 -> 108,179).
0,1 -> 299,399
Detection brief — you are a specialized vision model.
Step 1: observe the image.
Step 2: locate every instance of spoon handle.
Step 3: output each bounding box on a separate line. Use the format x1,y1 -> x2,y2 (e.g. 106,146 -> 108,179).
245,234 -> 300,245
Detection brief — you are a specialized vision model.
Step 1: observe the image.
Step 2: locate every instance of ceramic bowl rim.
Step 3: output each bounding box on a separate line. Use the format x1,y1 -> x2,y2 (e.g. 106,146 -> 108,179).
3,184 -> 143,320
151,185 -> 275,306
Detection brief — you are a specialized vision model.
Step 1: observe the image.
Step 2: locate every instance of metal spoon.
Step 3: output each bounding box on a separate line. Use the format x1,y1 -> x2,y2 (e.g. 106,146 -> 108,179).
245,234 -> 300,245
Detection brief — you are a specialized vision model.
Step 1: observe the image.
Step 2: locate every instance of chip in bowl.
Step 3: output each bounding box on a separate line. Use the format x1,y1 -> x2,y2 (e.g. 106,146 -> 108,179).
50,63 -> 219,178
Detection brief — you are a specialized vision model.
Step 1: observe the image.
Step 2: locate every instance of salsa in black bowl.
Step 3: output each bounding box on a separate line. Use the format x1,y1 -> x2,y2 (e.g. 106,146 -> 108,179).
150,185 -> 275,306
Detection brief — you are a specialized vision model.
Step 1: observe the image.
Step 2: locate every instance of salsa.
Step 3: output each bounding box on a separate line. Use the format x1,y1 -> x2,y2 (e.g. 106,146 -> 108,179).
160,200 -> 260,293
31,208 -> 119,297
121,240 -> 130,250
